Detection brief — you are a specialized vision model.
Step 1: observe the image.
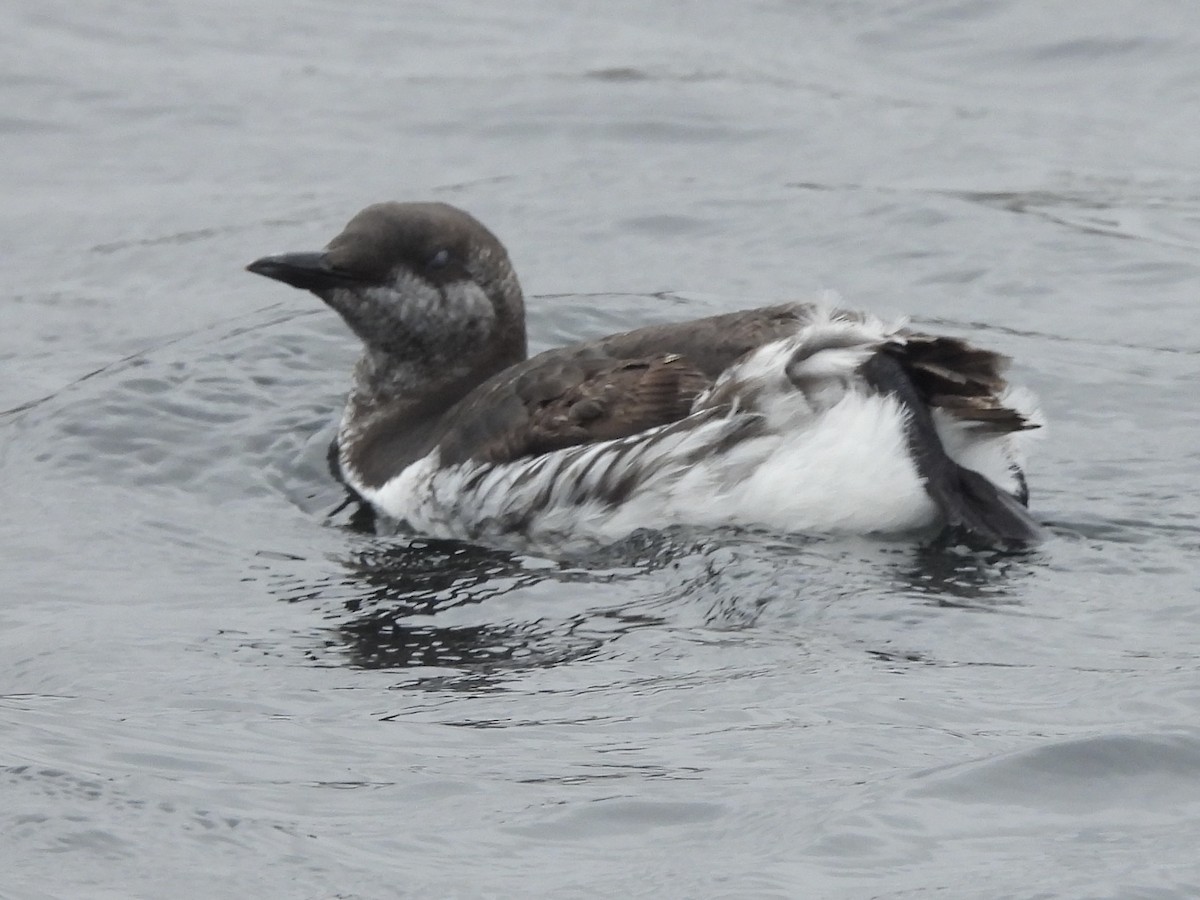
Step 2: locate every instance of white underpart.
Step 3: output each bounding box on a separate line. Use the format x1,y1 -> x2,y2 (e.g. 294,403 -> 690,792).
353,308 -> 1038,547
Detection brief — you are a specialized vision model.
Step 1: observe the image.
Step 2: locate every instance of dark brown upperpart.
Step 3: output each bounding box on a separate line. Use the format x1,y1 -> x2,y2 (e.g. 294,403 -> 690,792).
342,301 -> 1035,492
345,304 -> 816,485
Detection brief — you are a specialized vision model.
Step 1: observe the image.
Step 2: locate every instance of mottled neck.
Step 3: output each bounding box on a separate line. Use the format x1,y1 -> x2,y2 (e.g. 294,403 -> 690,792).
346,339 -> 523,417
337,341 -> 526,489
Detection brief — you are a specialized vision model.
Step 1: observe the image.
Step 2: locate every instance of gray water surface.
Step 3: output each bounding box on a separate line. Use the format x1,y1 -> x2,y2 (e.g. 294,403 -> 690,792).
3,2 -> 1200,897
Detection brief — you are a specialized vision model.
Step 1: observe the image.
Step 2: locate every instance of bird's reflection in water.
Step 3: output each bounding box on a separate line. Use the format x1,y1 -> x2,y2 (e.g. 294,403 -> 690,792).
299,529 -> 699,677
331,538 -> 539,671
894,535 -> 1042,609
275,496 -> 1044,678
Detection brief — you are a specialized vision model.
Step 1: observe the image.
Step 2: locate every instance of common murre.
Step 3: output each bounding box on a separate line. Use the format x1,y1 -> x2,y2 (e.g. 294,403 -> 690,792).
248,201 -> 1042,548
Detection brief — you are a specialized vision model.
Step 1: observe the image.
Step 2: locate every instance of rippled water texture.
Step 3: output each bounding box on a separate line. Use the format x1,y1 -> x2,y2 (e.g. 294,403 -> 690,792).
3,2 -> 1200,897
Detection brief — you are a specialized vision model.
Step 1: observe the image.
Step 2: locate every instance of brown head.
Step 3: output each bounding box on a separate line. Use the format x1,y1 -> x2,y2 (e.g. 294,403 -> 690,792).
247,202 -> 528,394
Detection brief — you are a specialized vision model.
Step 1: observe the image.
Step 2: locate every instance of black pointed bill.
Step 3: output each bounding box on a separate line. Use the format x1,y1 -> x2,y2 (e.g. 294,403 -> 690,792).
245,251 -> 359,293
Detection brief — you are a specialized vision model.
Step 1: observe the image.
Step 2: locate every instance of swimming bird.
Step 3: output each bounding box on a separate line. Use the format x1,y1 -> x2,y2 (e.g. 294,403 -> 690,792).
247,202 -> 1041,549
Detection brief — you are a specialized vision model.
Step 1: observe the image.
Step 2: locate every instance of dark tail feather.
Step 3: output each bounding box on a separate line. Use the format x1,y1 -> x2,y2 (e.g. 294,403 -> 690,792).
930,463 -> 1043,546
859,351 -> 1041,548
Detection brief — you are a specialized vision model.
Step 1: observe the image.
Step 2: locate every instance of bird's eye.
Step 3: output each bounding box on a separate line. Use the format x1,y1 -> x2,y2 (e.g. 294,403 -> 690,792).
427,249 -> 451,270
